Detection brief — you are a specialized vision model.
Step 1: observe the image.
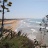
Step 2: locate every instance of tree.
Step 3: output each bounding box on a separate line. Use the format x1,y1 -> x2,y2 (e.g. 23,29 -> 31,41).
39,15 -> 48,45
0,0 -> 12,36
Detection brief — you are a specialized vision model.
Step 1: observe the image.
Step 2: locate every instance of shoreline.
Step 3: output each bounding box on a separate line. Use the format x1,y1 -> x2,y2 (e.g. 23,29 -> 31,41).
0,20 -> 21,31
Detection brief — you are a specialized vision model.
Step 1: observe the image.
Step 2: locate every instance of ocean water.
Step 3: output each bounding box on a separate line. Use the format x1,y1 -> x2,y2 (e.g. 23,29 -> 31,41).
15,18 -> 48,45
15,19 -> 41,39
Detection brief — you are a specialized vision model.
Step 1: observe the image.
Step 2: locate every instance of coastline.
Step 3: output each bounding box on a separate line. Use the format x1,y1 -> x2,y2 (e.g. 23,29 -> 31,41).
0,20 -> 21,31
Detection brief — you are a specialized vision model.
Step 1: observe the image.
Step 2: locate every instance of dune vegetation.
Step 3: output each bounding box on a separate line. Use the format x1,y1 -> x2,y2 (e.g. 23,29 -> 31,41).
0,32 -> 34,48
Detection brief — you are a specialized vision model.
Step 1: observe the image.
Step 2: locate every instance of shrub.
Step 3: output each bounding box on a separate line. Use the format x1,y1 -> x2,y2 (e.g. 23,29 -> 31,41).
17,31 -> 21,36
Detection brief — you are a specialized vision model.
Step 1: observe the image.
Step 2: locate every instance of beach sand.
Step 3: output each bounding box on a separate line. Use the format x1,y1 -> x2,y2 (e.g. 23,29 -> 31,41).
0,20 -> 21,40
11,20 -> 20,31
0,20 -> 20,31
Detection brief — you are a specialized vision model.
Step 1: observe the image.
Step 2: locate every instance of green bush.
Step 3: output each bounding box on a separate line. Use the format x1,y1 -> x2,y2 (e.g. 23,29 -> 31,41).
17,31 -> 21,36
0,35 -> 34,48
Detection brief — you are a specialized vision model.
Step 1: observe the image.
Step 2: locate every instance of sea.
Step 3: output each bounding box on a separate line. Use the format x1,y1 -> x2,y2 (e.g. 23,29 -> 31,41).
15,19 -> 41,39
15,18 -> 48,45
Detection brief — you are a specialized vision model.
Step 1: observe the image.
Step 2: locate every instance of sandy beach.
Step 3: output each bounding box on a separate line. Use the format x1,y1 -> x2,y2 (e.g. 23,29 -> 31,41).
0,20 -> 20,40
0,20 -> 20,31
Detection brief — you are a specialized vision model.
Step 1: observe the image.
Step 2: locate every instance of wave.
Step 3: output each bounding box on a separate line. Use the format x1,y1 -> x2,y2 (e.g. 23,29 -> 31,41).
15,19 -> 42,40
15,28 -> 38,40
36,21 -> 41,24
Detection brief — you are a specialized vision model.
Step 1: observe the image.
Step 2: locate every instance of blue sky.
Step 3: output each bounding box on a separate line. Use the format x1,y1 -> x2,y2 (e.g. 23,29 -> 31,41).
0,0 -> 48,19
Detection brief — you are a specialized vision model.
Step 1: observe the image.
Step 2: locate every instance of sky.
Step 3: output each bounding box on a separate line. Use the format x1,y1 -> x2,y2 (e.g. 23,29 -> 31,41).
0,0 -> 48,19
